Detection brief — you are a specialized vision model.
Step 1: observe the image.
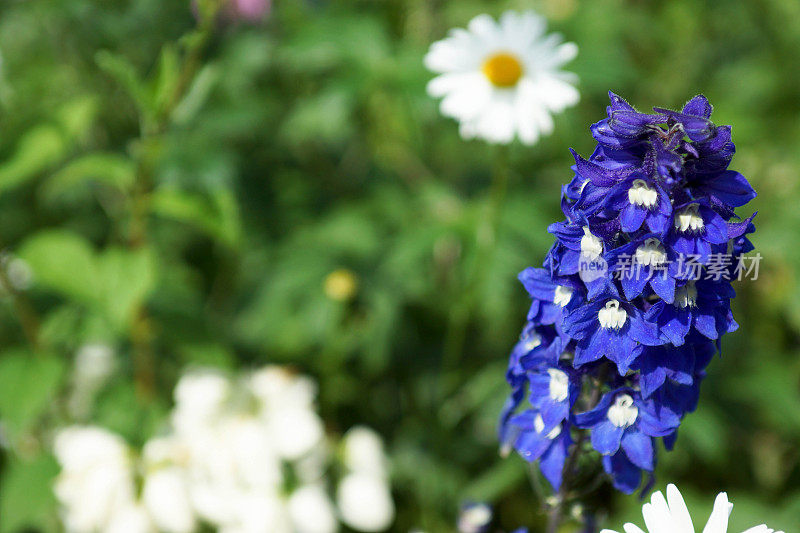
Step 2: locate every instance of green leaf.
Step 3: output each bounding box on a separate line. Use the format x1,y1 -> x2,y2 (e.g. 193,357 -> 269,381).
55,96 -> 99,140
172,64 -> 220,125
0,453 -> 59,533
0,125 -> 67,195
97,246 -> 158,332
153,44 -> 181,115
18,231 -> 158,333
42,152 -> 135,201
95,50 -> 151,114
150,188 -> 241,247
18,230 -> 98,305
0,349 -> 65,441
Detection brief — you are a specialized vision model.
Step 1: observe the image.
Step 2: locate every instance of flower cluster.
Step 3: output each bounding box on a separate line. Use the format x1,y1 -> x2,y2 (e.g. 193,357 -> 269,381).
54,365 -> 394,533
499,93 -> 757,494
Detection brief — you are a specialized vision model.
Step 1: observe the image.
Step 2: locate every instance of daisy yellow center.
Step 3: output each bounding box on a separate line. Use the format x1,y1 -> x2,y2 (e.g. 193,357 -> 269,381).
482,52 -> 524,88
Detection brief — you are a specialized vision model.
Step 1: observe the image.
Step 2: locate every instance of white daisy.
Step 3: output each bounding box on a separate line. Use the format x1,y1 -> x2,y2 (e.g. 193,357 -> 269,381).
600,483 -> 784,533
424,11 -> 579,145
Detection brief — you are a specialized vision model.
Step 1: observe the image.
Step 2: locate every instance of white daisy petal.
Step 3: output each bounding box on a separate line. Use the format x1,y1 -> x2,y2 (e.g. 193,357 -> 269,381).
552,41 -> 579,66
467,14 -> 500,40
439,81 -> 492,121
666,484 -> 694,533
702,492 -> 733,533
604,484 -> 781,533
427,72 -> 474,98
475,99 -> 516,144
622,524 -> 647,533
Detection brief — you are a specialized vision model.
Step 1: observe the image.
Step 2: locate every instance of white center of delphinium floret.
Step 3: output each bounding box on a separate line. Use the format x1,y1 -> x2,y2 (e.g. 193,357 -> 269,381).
547,369 -> 569,402
627,179 -> 658,208
553,285 -> 573,307
607,394 -> 638,428
534,414 -> 562,440
523,332 -> 542,352
634,238 -> 667,267
598,300 -> 627,330
674,281 -> 698,308
674,203 -> 704,232
580,227 -> 603,260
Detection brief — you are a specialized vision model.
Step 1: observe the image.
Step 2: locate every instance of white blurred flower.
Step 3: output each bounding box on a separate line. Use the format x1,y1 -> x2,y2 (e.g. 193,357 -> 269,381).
142,435 -> 189,467
218,415 -> 283,490
293,443 -> 330,484
105,505 -> 154,533
73,344 -> 116,386
266,406 -> 325,461
0,252 -> 33,292
425,11 -> 578,145
68,344 -> 116,419
341,426 -> 388,478
288,484 -> 338,533
222,491 -> 292,533
54,426 -> 130,473
249,366 -> 317,411
53,427 -> 136,532
600,484 -> 785,533
142,467 -> 196,533
54,366 -> 394,533
457,503 -> 492,533
336,473 -> 395,532
172,370 -> 231,434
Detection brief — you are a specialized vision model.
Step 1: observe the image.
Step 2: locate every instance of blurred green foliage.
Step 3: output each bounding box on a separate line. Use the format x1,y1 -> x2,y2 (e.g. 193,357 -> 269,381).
0,0 -> 799,531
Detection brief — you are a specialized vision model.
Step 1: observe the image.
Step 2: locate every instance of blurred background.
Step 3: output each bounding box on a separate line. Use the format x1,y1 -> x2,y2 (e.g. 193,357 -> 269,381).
0,0 -> 799,531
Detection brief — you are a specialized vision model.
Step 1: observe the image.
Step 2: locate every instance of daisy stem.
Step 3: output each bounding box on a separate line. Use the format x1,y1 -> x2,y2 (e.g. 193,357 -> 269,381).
441,144 -> 510,388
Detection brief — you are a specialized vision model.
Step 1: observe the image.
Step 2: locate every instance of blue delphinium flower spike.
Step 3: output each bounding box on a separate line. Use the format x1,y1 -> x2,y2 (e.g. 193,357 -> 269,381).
499,93 -> 756,495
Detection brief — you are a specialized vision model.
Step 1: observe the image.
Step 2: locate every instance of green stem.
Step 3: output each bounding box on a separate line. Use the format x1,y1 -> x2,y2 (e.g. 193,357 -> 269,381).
545,366 -> 608,532
441,145 -> 510,382
546,429 -> 587,533
0,258 -> 41,351
127,2 -> 221,399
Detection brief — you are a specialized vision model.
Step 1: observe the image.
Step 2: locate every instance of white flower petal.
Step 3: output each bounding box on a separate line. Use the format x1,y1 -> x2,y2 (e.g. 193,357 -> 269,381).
439,76 -> 492,120
467,14 -> 500,41
666,483 -> 694,533
702,492 -> 733,533
622,524 -> 647,533
642,499 -> 672,533
741,526 -> 782,533
337,473 -> 395,532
